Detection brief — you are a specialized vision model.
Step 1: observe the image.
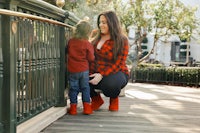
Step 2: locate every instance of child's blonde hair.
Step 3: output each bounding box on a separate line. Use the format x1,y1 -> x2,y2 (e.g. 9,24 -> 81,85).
73,20 -> 92,40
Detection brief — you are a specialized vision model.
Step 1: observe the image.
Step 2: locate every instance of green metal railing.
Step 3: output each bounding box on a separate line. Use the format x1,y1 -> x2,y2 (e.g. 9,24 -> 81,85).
0,0 -> 79,133
0,13 -> 3,133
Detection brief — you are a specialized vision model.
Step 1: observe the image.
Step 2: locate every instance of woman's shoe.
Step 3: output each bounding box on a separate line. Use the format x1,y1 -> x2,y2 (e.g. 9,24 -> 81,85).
91,94 -> 104,111
109,97 -> 119,111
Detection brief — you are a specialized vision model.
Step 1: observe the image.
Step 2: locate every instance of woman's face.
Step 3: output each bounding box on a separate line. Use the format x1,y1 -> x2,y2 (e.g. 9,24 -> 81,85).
99,15 -> 109,35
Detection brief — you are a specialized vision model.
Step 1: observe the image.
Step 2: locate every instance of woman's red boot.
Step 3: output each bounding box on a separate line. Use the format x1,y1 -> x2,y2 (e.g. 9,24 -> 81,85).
91,94 -> 104,111
67,104 -> 77,115
83,102 -> 93,115
109,97 -> 119,111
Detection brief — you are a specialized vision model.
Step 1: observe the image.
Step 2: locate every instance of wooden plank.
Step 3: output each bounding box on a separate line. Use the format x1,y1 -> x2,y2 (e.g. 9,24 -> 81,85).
40,83 -> 200,133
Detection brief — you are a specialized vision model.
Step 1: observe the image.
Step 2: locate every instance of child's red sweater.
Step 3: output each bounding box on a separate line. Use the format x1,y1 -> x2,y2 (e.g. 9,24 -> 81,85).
67,38 -> 95,73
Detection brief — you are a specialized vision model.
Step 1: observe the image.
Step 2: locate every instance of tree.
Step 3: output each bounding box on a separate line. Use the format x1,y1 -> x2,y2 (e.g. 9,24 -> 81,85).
117,0 -> 199,63
71,0 -> 113,27
141,0 -> 199,63
113,0 -> 149,62
44,0 -> 200,64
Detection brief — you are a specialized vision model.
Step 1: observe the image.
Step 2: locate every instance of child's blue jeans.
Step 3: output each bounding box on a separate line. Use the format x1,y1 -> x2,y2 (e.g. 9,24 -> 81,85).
68,70 -> 90,104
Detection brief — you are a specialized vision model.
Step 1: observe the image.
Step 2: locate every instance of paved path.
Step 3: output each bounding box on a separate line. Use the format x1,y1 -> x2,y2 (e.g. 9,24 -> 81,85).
40,83 -> 200,133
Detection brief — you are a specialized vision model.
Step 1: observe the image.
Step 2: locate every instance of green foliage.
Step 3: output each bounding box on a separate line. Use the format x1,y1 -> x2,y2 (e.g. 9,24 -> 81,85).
44,0 -> 199,41
119,0 -> 199,63
166,67 -> 199,86
134,67 -> 200,87
138,63 -> 164,68
148,0 -> 198,42
71,0 -> 114,28
45,0 -> 200,52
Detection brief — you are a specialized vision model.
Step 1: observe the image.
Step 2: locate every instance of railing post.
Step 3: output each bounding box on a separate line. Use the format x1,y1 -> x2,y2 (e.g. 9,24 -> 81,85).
197,68 -> 200,87
1,11 -> 16,133
0,26 -> 4,133
172,66 -> 175,84
56,26 -> 66,107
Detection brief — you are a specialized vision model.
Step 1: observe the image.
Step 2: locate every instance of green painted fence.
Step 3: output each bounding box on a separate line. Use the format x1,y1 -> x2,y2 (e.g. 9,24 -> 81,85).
0,0 -> 79,133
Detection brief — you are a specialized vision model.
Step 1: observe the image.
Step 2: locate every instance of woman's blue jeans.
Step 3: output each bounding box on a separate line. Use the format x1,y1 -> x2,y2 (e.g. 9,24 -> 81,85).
90,71 -> 129,98
68,70 -> 90,104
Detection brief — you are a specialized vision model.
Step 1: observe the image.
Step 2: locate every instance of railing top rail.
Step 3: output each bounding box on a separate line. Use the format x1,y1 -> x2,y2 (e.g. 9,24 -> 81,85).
0,9 -> 74,28
21,0 -> 66,15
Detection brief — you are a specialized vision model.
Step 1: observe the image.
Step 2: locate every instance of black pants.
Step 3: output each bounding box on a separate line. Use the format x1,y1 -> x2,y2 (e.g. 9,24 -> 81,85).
90,71 -> 129,98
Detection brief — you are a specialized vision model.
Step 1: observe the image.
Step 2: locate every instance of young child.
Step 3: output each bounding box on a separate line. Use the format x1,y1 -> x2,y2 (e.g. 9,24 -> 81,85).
66,20 -> 95,115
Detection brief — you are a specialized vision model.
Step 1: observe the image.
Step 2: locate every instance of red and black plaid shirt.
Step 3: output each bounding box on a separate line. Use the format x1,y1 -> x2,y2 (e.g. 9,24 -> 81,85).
90,39 -> 129,76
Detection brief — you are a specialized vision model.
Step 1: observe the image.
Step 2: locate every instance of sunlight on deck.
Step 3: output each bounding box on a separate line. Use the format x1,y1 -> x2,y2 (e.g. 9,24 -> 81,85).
153,89 -> 200,99
130,83 -> 164,89
126,90 -> 158,100
174,96 -> 200,103
154,100 -> 184,110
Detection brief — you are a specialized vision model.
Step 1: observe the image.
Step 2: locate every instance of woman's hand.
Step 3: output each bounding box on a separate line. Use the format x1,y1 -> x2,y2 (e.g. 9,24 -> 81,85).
89,73 -> 103,85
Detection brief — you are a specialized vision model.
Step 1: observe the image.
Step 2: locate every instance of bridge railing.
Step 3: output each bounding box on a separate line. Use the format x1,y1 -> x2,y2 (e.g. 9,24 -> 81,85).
0,0 -> 79,132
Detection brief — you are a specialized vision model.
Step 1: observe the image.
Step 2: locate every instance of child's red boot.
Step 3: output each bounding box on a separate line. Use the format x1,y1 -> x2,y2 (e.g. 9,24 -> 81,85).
67,104 -> 77,115
83,102 -> 93,115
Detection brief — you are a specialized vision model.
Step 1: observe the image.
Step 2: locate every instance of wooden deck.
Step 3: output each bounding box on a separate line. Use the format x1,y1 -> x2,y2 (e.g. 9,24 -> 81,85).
40,83 -> 200,133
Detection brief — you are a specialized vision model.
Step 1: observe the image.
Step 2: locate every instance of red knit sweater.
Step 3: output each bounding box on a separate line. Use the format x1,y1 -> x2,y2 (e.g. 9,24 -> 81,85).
67,38 -> 95,73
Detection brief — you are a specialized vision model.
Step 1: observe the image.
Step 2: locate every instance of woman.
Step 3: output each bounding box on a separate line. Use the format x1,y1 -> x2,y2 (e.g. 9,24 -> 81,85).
89,11 -> 129,111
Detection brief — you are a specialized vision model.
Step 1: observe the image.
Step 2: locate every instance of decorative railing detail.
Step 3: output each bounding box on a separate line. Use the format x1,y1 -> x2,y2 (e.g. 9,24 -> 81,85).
0,0 -> 79,132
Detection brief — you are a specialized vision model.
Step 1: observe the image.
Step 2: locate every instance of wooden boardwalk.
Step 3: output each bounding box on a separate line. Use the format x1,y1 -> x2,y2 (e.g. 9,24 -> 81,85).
40,83 -> 200,133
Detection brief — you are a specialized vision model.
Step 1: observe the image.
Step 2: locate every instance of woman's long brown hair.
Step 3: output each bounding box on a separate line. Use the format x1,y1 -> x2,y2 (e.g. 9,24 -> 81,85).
93,11 -> 127,61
